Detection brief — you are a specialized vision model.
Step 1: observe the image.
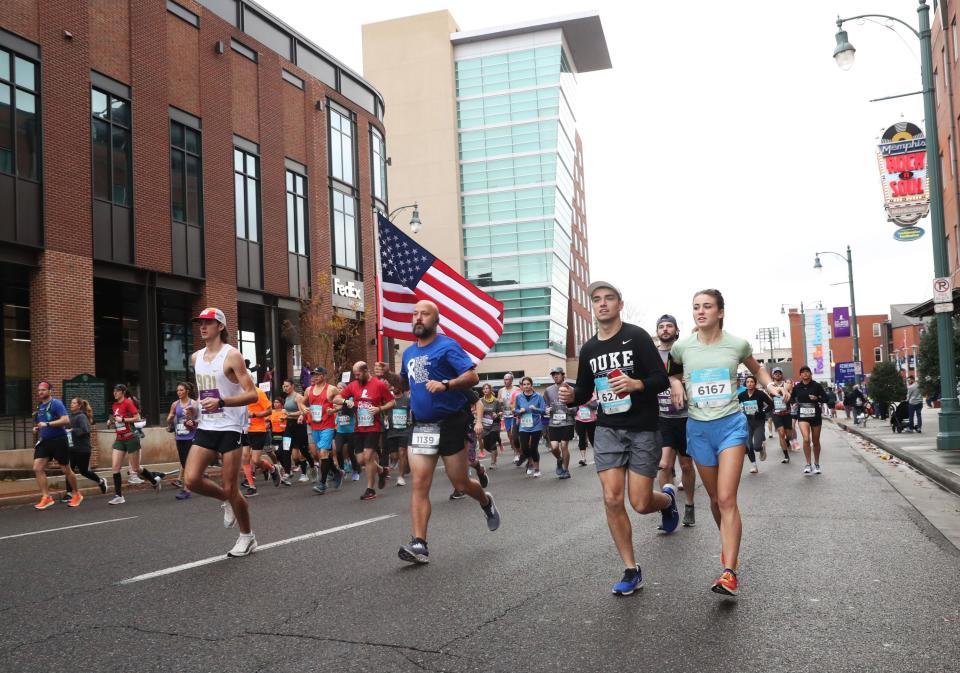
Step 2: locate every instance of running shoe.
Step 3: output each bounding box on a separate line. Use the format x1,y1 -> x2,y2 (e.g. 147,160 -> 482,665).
309,466 -> 318,481
153,475 -> 163,493
578,459 -> 587,467
312,481 -> 327,494
34,495 -> 55,510
813,464 -> 822,475
98,477 -> 108,494
555,459 -> 563,476
378,466 -> 389,490
176,490 -> 192,500
759,446 -> 767,462
612,566 -> 643,596
711,570 -> 738,596
533,470 -> 541,478
677,481 -> 684,491
513,457 -> 522,467
526,467 -> 534,476
281,475 -> 293,487
243,483 -> 258,496
60,492 -> 73,504
172,479 -> 184,489
343,461 -> 352,473
660,484 -> 680,534
222,501 -> 237,528
477,465 -> 489,488
331,468 -> 343,490
682,504 -> 696,527
449,490 -> 466,500
127,474 -> 144,485
351,472 -> 361,482
227,534 -> 257,558
558,469 -> 571,480
396,476 -> 406,487
271,466 -> 281,487
481,492 -> 500,531
297,473 -> 310,483
781,453 -> 790,464
360,488 -> 377,501
398,538 -> 429,564
68,493 -> 84,508
749,464 -> 758,474
108,495 -> 125,505
803,464 -> 812,476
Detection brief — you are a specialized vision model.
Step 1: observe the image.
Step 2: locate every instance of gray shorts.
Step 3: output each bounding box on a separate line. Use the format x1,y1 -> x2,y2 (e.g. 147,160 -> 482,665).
593,426 -> 662,478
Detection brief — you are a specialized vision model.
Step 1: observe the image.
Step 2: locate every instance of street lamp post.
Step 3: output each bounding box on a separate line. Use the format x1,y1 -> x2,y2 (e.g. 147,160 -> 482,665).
387,203 -> 422,234
833,0 -> 960,450
814,246 -> 860,383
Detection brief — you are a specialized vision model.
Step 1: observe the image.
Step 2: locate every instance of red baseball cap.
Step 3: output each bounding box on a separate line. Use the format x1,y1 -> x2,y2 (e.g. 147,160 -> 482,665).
193,307 -> 226,326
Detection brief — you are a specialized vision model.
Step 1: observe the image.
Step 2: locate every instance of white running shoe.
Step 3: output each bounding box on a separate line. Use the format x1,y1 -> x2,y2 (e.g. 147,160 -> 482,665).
813,464 -> 822,475
108,495 -> 125,505
297,473 -> 310,483
677,481 -> 684,491
526,467 -> 534,476
533,470 -> 541,478
227,534 -> 257,557
803,464 -> 812,476
749,464 -> 759,474
396,476 -> 406,486
127,474 -> 144,485
222,502 -> 237,528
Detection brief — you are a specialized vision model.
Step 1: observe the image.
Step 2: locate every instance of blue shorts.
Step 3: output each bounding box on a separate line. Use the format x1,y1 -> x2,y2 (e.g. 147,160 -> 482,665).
686,413 -> 748,467
503,417 -> 515,432
310,428 -> 335,450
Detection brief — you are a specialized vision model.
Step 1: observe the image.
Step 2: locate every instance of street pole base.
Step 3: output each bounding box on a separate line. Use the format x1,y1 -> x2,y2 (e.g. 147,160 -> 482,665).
937,405 -> 960,450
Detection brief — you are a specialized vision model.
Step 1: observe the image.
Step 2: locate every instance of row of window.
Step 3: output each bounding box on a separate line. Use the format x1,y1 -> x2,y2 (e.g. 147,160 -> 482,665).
457,87 -> 561,130
455,46 -> 564,99
461,185 -> 557,226
459,119 -> 559,161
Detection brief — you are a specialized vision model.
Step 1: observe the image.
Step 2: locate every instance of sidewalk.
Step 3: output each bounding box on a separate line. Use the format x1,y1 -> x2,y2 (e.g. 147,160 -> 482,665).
835,406 -> 960,497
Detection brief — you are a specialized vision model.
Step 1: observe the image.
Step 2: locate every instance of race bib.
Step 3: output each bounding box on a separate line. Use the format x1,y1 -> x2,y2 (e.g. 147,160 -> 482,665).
392,408 -> 408,429
520,412 -> 535,429
337,414 -> 351,428
357,405 -> 375,428
282,436 -> 292,451
595,376 -> 631,415
773,396 -> 787,413
576,406 -> 593,421
799,403 -> 817,418
550,409 -> 567,425
689,368 -> 732,408
482,413 -> 494,428
658,390 -> 678,414
741,400 -> 758,416
310,405 -> 323,422
410,423 -> 441,454
175,422 -> 189,436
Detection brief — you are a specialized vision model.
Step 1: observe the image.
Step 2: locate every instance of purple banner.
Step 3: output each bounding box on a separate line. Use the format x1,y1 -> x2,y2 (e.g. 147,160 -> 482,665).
833,307 -> 851,339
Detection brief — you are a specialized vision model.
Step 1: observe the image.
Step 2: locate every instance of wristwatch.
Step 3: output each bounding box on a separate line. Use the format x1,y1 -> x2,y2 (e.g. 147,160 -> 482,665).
218,398 -> 226,409
442,380 -> 450,390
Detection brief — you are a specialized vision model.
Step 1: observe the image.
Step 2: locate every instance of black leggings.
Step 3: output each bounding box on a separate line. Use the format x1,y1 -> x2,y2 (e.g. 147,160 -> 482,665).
176,440 -> 192,468
275,442 -> 292,474
518,431 -> 542,464
69,452 -> 101,485
576,421 -> 596,451
746,422 -> 765,463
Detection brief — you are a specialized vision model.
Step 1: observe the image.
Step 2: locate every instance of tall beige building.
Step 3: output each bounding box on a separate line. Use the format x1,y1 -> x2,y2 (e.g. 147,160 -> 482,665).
363,11 -> 610,383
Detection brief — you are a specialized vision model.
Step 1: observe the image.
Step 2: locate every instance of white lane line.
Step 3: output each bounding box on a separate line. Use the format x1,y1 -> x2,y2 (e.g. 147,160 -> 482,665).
0,516 -> 139,542
119,514 -> 397,585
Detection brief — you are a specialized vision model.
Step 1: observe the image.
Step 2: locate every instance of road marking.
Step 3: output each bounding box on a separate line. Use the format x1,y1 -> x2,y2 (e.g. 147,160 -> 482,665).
0,516 -> 139,542
119,513 -> 397,585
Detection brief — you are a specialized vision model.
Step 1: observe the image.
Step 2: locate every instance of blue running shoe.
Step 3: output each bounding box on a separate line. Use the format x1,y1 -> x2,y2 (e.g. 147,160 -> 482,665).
612,566 -> 643,596
660,484 -> 680,534
331,468 -> 343,490
312,481 -> 327,494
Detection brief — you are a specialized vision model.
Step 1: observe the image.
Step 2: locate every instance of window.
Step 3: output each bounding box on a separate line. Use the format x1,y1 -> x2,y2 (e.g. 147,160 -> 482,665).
170,119 -> 203,277
286,168 -> 309,298
872,322 -> 881,337
234,148 -> 259,241
874,347 -> 883,362
92,86 -> 133,263
331,188 -> 358,271
329,103 -> 355,185
370,128 -> 387,203
0,45 -> 41,246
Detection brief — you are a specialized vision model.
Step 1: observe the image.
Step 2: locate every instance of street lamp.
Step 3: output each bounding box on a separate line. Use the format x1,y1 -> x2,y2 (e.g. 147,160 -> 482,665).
813,246 -> 860,383
833,0 -> 960,450
388,202 -> 422,234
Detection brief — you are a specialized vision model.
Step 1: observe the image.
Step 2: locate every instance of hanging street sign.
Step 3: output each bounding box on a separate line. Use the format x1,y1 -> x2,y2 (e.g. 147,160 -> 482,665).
877,122 -> 930,227
892,226 -> 924,241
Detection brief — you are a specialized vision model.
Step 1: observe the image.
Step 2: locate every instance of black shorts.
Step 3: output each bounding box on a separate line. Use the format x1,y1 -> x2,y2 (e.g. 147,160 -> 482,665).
284,422 -> 309,452
34,436 -> 70,464
193,429 -> 242,454
244,431 -> 268,451
772,414 -> 792,430
386,435 -> 409,452
658,416 -> 688,456
798,417 -> 823,428
547,425 -> 575,442
410,409 -> 470,457
356,431 -> 380,450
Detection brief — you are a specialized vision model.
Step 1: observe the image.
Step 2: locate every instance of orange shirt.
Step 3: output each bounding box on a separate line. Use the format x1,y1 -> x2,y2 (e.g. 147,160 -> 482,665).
270,409 -> 287,433
247,388 -> 272,433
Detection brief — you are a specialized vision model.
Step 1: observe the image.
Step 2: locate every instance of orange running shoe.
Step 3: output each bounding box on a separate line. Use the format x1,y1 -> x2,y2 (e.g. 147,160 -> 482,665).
34,495 -> 55,510
712,570 -> 738,596
68,492 -> 84,508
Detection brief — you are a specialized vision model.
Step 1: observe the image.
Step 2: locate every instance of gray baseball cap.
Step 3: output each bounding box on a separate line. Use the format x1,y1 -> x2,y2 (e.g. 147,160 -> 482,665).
587,280 -> 622,301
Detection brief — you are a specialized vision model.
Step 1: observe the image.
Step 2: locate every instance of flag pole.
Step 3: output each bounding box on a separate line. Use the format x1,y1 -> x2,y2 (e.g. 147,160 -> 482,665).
373,210 -> 385,363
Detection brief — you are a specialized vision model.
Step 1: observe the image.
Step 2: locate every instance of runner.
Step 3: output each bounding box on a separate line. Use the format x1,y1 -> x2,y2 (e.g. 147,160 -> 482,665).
655,314 -> 697,528
334,361 -> 395,501
498,373 -> 522,465
62,397 -> 108,502
108,384 -> 164,504
514,377 -> 545,477
279,379 -> 310,483
269,397 -> 293,486
166,382 -> 200,499
667,288 -> 783,596
792,366 -> 827,475
574,393 -> 597,467
397,300 -> 500,564
559,281 -> 679,596
543,367 -> 575,479
333,382 -> 361,482
479,383 -> 502,469
32,381 -> 80,510
768,367 -> 794,463
737,375 -> 774,474
241,385 -> 280,496
303,367 -> 340,494
450,390 -> 492,500
386,385 -> 411,486
182,307 -> 259,557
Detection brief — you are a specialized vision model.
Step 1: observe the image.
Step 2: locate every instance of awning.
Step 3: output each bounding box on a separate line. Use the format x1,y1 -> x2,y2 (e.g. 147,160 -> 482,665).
905,288 -> 960,317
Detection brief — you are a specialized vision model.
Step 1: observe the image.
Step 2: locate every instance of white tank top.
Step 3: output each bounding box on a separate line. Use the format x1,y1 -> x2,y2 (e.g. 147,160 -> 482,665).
194,344 -> 247,433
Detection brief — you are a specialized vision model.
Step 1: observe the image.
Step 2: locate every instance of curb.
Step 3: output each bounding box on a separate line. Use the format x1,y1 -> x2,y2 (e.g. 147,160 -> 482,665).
835,420 -> 960,498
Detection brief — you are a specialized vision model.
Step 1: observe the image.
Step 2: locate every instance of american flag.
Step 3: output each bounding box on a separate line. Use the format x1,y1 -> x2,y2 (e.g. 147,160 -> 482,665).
376,213 -> 504,363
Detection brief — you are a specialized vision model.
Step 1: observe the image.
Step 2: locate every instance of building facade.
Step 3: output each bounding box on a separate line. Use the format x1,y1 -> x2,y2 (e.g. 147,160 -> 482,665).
0,0 -> 387,451
787,309 -> 891,381
362,11 -> 609,382
932,3 -> 960,279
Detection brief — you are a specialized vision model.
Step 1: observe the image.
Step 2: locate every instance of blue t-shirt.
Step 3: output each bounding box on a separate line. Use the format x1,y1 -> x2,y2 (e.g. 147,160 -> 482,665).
35,398 -> 68,441
401,334 -> 475,423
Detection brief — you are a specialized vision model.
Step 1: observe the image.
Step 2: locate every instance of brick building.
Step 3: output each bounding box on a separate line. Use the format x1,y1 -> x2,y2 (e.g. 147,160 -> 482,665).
0,0 -> 387,451
787,308 -> 891,381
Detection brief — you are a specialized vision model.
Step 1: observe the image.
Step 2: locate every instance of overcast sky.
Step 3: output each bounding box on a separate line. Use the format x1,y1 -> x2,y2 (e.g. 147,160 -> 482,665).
261,0 -> 936,350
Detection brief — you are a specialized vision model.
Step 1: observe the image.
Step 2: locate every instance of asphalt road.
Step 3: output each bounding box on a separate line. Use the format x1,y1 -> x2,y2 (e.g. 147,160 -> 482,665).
1,424 -> 958,673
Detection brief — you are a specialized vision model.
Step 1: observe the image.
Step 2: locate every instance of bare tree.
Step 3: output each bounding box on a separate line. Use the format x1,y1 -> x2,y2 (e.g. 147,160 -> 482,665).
299,272 -> 364,378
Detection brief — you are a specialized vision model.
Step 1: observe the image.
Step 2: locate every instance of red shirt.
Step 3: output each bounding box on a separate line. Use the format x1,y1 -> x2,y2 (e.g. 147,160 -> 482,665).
306,383 -> 336,431
342,378 -> 394,433
112,398 -> 139,441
